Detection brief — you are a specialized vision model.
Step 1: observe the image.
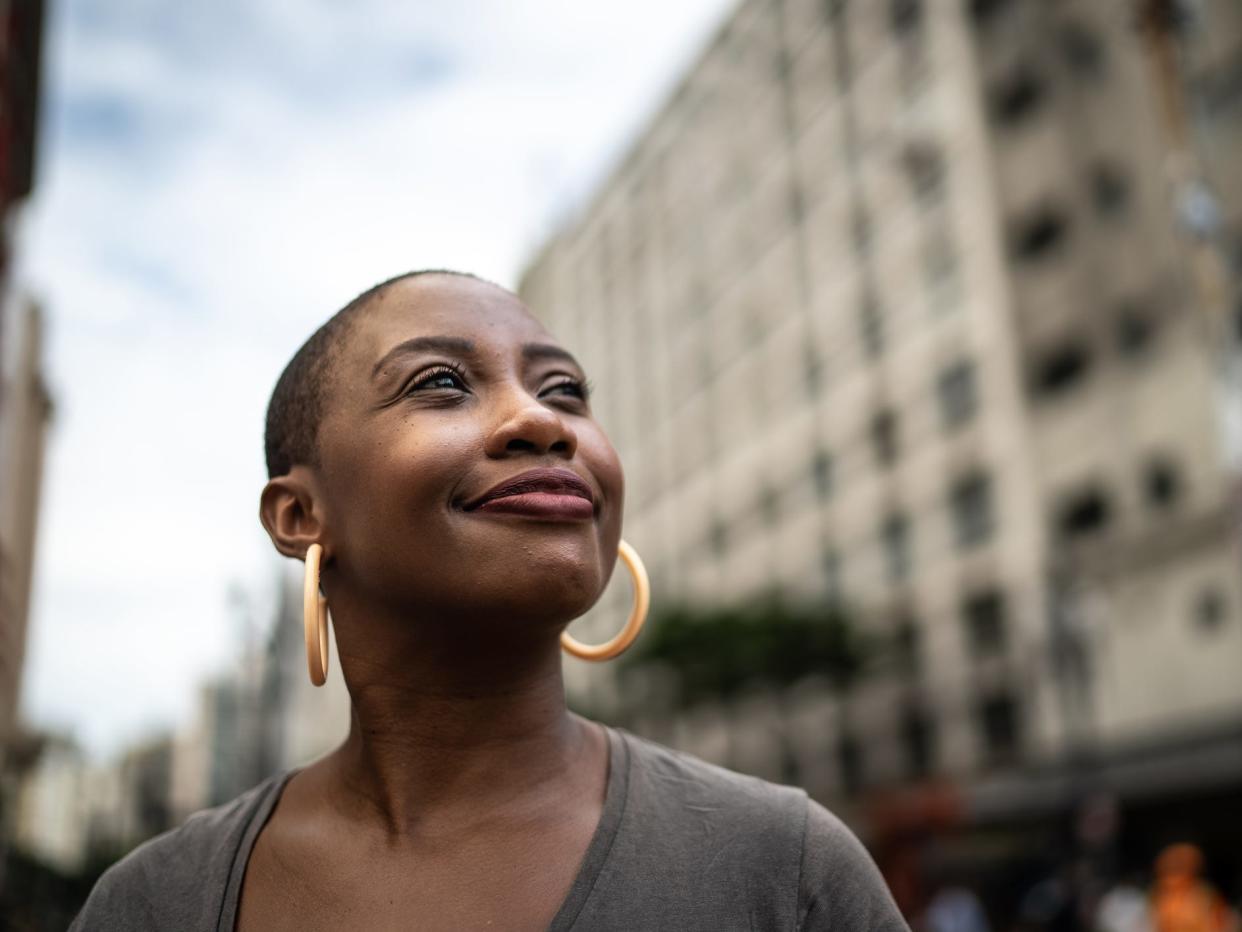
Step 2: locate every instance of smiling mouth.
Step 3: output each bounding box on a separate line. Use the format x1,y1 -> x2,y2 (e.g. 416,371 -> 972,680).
463,467 -> 595,521
471,491 -> 594,520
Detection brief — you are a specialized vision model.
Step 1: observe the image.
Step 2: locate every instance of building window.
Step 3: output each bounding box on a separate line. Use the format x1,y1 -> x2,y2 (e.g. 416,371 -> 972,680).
1056,485 -> 1112,539
837,732 -> 864,794
937,359 -> 978,428
1143,457 -> 1181,509
759,483 -> 781,525
882,513 -> 913,582
891,0 -> 922,34
1032,340 -> 1092,398
804,344 -> 823,397
851,204 -> 873,256
871,409 -> 899,467
950,471 -> 994,548
977,692 -> 1020,763
990,66 -> 1046,126
924,235 -> 959,307
1116,304 -> 1156,356
1091,163 -> 1131,216
822,547 -> 842,598
894,615 -> 921,675
860,292 -> 885,357
1060,22 -> 1105,76
812,449 -> 834,500
1011,205 -> 1070,262
1193,587 -> 1227,633
901,706 -> 935,779
789,183 -> 806,226
963,589 -> 1006,658
968,0 -> 1014,26
904,142 -> 945,203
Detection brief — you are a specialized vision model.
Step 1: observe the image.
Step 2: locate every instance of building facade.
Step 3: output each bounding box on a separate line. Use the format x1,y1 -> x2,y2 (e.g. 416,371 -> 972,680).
0,0 -> 48,753
519,0 -> 1242,816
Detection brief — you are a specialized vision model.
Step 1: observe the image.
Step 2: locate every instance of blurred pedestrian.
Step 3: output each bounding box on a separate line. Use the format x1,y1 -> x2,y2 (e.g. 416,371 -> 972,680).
1096,874 -> 1152,932
1150,844 -> 1237,932
924,885 -> 990,932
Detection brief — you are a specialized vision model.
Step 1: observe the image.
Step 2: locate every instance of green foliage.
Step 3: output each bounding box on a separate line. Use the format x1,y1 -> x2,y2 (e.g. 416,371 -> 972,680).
618,592 -> 872,710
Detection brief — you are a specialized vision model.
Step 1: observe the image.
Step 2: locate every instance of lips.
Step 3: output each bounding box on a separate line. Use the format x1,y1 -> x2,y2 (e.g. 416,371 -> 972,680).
463,467 -> 595,515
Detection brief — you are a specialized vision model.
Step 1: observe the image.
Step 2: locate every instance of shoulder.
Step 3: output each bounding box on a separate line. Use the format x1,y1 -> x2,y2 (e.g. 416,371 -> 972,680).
619,728 -> 807,832
577,730 -> 906,930
70,774 -> 288,932
798,800 -> 909,931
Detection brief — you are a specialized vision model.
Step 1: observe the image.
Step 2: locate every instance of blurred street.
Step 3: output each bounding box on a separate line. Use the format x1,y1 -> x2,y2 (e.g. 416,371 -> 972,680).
3,0 -> 1242,929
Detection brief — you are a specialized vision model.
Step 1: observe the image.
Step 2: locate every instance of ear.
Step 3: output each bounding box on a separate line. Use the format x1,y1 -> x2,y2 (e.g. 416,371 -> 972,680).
259,466 -> 327,560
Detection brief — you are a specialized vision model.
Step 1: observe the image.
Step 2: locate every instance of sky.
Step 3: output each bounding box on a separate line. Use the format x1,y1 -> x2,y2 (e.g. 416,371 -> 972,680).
18,0 -> 735,758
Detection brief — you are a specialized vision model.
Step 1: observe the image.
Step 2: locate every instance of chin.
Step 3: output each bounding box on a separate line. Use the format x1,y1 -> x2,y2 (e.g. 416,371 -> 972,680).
518,564 -> 608,624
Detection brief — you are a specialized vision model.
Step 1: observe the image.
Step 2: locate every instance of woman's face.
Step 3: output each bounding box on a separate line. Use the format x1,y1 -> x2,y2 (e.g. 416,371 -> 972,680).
311,275 -> 624,632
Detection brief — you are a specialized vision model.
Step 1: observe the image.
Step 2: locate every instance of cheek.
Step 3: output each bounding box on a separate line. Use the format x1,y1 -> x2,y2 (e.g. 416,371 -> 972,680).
582,427 -> 625,509
325,417 -> 475,539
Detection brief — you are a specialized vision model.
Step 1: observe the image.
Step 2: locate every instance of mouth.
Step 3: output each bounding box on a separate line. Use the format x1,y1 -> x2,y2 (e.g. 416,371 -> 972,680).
462,467 -> 596,521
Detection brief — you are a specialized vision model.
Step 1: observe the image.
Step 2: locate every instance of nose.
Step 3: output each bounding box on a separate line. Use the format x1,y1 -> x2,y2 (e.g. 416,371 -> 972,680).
483,386 -> 578,459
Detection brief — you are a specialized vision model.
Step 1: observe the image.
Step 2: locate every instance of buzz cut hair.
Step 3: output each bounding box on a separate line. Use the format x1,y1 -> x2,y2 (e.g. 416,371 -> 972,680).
263,269 -> 484,478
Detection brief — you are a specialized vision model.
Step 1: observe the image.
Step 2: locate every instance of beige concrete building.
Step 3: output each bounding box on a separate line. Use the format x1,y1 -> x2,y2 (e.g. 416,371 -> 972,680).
1,301 -> 52,747
519,0 -> 1242,808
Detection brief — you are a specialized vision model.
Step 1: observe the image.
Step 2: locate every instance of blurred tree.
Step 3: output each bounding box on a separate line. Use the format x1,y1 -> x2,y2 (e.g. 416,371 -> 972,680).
613,593 -> 874,783
620,592 -> 870,707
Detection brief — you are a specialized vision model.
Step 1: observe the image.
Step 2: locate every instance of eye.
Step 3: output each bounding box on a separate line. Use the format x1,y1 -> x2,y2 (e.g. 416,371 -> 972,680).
541,376 -> 592,402
404,363 -> 467,395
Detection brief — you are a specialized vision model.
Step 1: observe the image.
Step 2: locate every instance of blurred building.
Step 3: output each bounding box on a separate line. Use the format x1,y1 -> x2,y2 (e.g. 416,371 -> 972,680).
166,572 -> 349,822
10,735 -> 87,875
0,0 -> 49,901
0,302 -> 49,749
519,0 -> 1242,847
0,0 -> 47,756
265,572 -> 350,773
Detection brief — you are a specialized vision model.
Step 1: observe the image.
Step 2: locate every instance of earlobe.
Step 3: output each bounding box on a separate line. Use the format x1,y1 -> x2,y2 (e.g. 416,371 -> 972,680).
259,469 -> 325,560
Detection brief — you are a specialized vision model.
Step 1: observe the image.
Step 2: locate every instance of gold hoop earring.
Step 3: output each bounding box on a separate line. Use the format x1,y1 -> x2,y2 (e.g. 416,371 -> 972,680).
303,542 -> 331,686
561,539 -> 650,661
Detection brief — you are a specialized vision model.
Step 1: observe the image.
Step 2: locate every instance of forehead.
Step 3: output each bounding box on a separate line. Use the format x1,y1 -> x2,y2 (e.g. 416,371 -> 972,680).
347,275 -> 554,368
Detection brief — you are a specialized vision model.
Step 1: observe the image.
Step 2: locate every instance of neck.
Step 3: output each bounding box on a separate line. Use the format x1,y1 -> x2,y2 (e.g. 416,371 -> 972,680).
324,603 -> 596,835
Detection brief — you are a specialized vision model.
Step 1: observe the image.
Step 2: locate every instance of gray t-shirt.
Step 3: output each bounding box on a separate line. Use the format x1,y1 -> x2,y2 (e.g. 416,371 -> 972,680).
71,728 -> 908,930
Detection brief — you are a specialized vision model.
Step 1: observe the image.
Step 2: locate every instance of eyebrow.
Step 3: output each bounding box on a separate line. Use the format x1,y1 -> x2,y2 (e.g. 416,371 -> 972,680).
371,336 -> 476,379
522,342 -> 583,371
370,336 -> 586,381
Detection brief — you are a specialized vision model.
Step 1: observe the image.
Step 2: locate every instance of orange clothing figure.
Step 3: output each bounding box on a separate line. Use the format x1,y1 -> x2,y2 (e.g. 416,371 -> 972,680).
1150,844 -> 1237,932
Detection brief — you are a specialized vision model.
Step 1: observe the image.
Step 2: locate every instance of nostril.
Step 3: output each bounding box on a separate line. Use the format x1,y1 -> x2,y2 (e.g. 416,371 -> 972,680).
505,438 -> 538,453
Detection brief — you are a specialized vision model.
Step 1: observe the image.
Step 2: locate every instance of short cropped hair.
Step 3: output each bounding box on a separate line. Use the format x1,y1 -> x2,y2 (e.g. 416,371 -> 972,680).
263,269 -> 481,477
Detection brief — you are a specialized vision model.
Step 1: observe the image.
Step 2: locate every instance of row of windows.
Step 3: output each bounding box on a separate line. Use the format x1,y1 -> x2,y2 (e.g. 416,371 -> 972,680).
880,471 -> 995,582
1053,457 -> 1188,541
865,359 -> 978,470
1009,173 -> 1132,266
708,458 -> 994,594
972,0 -> 1106,78
1029,304 -> 1160,403
894,587 -> 1008,684
837,689 -> 1021,791
988,25 -> 1107,129
844,586 -> 1232,790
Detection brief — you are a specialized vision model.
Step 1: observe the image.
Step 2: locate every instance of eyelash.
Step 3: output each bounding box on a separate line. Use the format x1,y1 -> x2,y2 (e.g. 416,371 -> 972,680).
405,363 -> 468,394
403,365 -> 592,403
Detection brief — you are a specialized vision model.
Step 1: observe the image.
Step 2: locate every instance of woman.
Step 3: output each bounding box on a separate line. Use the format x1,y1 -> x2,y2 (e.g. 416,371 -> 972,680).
72,271 -> 907,931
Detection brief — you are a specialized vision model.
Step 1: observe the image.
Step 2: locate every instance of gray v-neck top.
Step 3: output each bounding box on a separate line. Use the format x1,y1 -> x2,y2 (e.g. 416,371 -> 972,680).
70,728 -> 907,931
